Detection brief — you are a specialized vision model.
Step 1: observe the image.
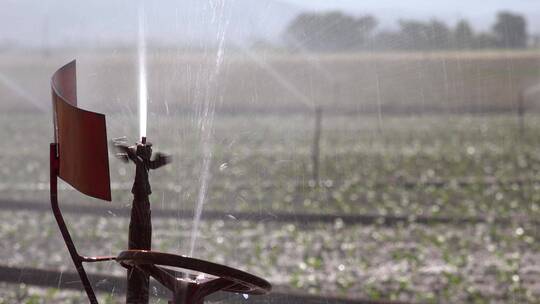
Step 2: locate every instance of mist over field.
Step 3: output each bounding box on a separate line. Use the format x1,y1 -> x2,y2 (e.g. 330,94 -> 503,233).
1,51 -> 540,115
0,0 -> 300,48
1,1 -> 540,303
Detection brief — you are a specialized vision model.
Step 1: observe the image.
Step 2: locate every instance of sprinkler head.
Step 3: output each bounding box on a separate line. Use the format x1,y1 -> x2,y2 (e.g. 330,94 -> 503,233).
136,140 -> 153,162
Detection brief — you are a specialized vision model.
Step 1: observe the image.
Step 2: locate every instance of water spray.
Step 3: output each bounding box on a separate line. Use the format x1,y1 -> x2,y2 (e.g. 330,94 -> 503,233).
49,61 -> 271,304
138,1 -> 148,139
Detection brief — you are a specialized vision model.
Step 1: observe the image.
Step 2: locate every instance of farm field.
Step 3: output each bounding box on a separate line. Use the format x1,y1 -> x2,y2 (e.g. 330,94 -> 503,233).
1,50 -> 540,114
0,112 -> 539,303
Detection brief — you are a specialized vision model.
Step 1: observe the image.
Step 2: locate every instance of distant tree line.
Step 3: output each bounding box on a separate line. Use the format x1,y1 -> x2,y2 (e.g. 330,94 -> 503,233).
282,11 -> 529,52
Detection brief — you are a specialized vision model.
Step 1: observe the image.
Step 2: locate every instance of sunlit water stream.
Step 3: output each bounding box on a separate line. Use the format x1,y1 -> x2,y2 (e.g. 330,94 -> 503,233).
136,0 -> 227,262
138,1 -> 148,139
188,0 -> 231,258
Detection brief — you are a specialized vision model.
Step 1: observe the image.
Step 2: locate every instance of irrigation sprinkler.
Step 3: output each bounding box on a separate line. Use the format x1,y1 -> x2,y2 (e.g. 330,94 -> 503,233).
113,136 -> 171,303
50,60 -> 271,304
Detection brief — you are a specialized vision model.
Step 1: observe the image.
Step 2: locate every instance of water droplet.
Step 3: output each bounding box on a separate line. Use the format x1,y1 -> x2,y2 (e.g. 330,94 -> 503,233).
334,218 -> 344,230
515,227 -> 524,236
243,294 -> 249,299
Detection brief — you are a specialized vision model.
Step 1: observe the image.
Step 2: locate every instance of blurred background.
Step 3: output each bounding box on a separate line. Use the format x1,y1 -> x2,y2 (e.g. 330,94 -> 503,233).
0,0 -> 539,303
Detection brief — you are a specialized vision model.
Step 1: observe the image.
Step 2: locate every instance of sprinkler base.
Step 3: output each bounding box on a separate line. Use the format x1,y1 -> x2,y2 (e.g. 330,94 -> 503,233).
116,250 -> 271,304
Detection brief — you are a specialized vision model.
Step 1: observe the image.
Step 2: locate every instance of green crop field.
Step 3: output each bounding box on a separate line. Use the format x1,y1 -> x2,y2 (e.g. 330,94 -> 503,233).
0,50 -> 539,303
0,111 -> 539,303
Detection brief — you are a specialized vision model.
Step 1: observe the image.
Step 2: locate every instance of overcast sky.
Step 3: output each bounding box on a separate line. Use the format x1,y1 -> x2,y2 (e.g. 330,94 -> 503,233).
0,0 -> 538,48
283,0 -> 540,32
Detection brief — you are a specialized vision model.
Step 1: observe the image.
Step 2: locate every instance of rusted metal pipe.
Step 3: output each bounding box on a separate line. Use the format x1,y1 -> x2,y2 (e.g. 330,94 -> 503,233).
50,143 -> 99,304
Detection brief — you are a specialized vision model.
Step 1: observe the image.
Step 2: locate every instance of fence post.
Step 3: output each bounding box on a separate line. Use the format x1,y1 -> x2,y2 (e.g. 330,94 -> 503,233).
518,91 -> 525,137
312,106 -> 322,185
